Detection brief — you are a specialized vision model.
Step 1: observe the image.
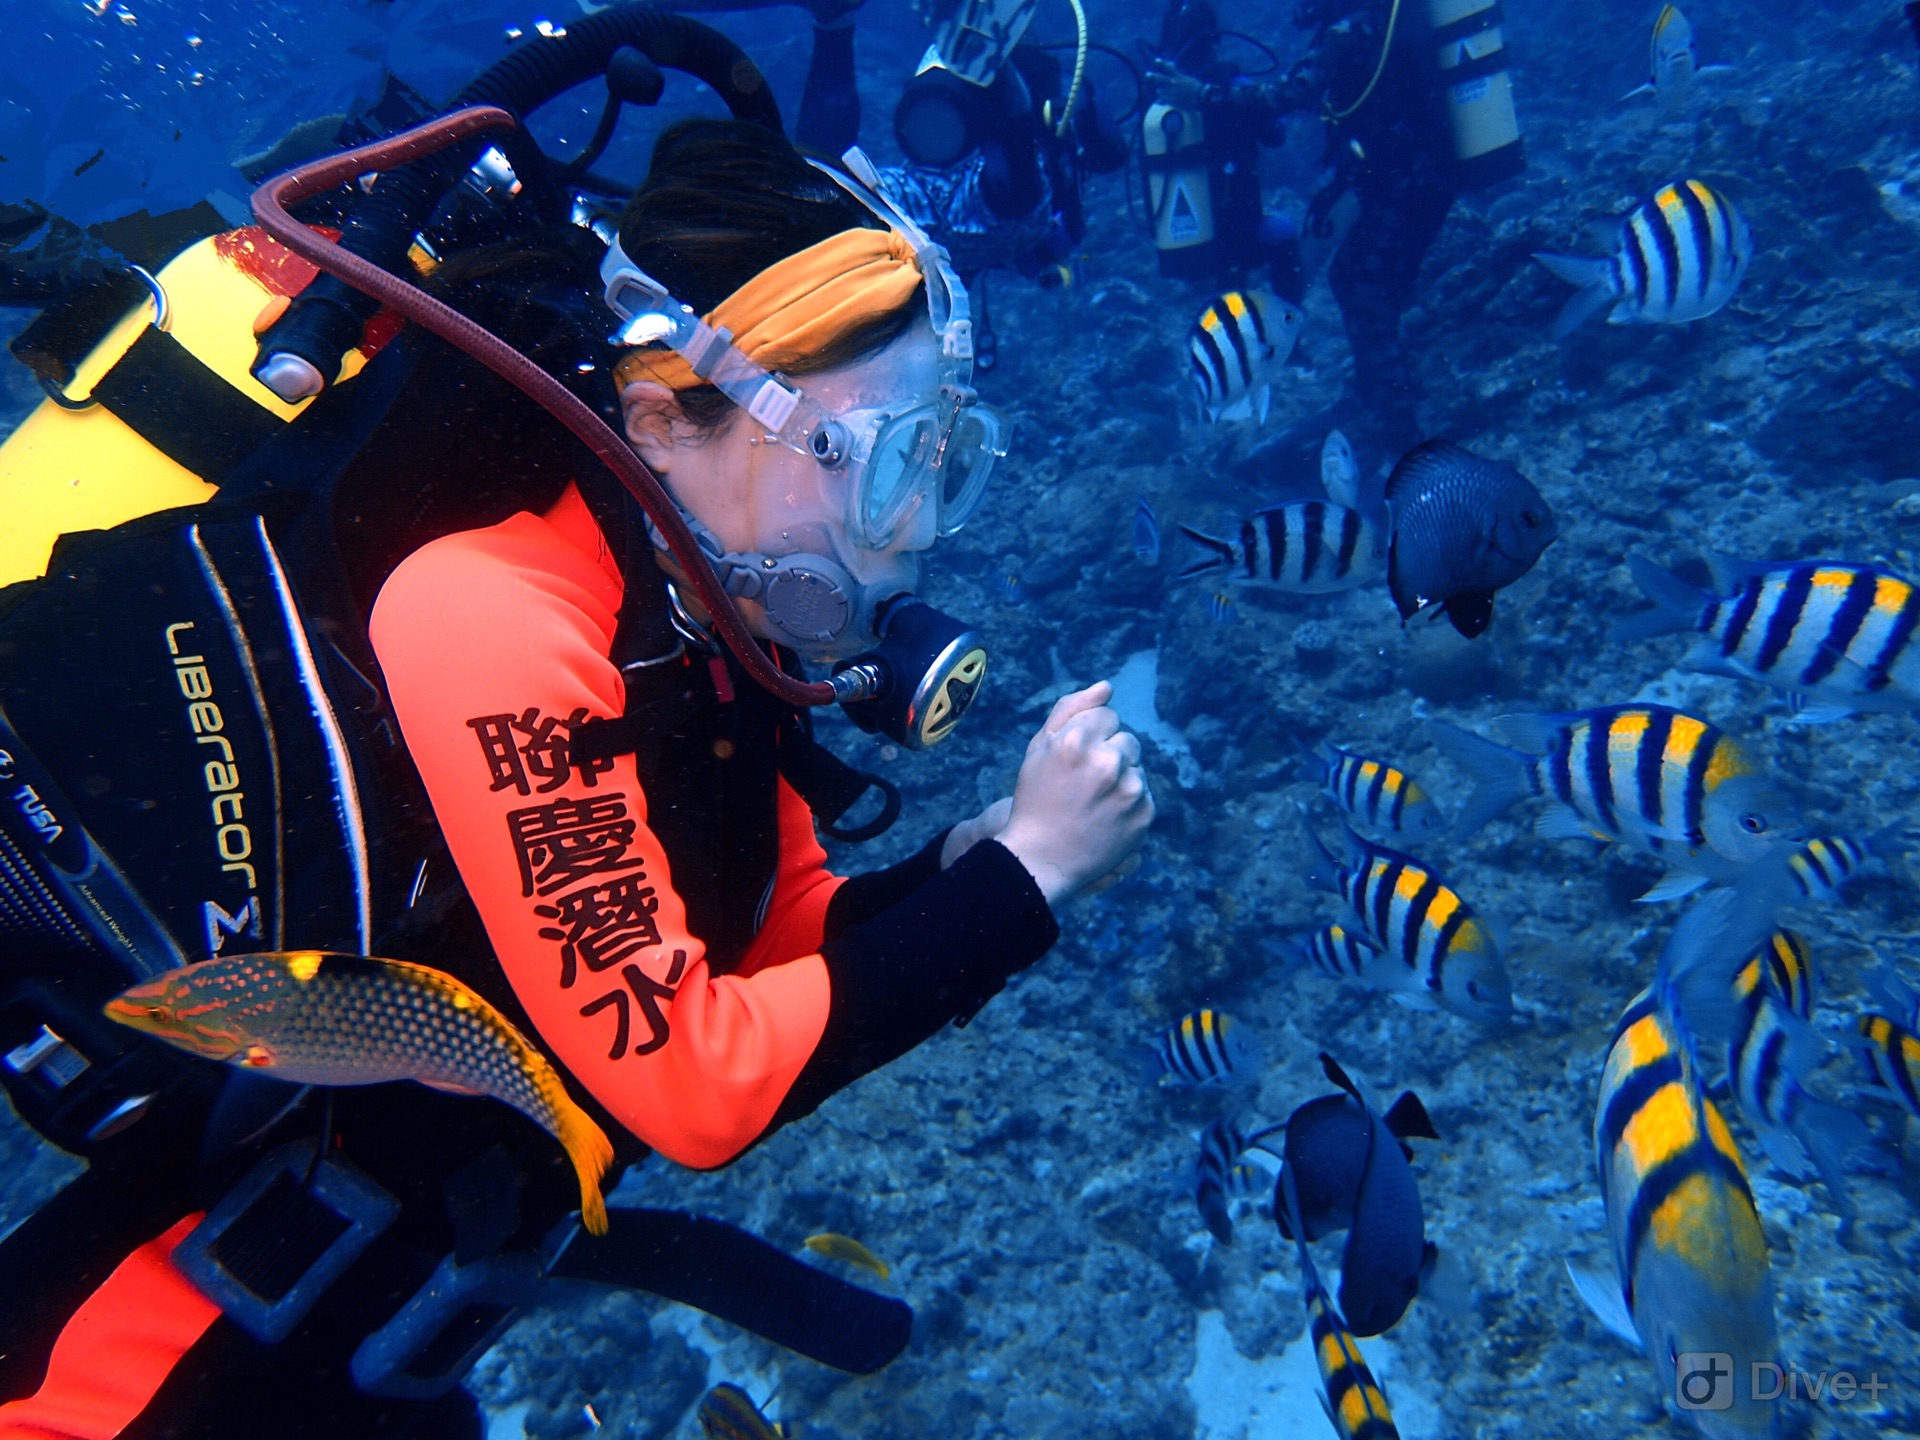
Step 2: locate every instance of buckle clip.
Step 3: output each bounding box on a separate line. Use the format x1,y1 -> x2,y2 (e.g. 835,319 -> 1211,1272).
172,1139 -> 399,1343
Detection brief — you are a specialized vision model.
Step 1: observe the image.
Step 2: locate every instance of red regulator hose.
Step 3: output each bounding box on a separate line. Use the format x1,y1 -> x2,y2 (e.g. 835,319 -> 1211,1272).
250,105 -> 836,710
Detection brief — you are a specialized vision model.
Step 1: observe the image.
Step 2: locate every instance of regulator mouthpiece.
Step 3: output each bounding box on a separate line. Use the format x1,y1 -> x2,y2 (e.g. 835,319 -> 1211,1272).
830,600 -> 987,749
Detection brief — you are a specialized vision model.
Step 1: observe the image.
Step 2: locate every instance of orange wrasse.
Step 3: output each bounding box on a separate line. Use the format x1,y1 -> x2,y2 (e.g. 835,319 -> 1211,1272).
105,950 -> 613,1234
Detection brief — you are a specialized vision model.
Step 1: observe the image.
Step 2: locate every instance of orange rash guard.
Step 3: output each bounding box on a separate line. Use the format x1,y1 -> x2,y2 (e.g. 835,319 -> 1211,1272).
371,483 -> 1057,1169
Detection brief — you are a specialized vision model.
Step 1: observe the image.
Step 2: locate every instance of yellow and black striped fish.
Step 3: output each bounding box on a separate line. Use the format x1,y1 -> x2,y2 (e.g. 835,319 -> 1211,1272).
1431,704 -> 1792,901
1569,896 -> 1776,1428
1153,1007 -> 1257,1085
1291,921 -> 1384,983
1533,179 -> 1752,337
1186,288 -> 1302,423
106,950 -> 614,1234
1858,972 -> 1920,1119
1194,1112 -> 1267,1243
698,1383 -> 792,1440
1619,554 -> 1920,721
1303,742 -> 1447,840
1177,502 -> 1382,594
1305,830 -> 1513,1025
1783,825 -> 1908,903
1727,930 -> 1862,1214
1278,1165 -> 1400,1440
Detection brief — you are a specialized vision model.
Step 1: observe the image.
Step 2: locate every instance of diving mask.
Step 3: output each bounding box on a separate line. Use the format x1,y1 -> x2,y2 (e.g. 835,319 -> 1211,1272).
599,151 -> 1006,554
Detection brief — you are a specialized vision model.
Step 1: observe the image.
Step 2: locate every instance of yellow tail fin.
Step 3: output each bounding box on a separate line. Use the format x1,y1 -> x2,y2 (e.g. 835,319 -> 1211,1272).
555,1096 -> 615,1236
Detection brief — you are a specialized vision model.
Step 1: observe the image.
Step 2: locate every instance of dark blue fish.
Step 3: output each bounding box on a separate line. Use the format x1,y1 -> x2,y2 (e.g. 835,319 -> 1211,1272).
1384,441 -> 1557,639
1255,1053 -> 1438,1336
1134,498 -> 1162,566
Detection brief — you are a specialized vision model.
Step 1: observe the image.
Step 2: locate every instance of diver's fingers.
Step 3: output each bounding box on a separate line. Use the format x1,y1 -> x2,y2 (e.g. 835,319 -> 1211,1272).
1110,730 -> 1143,768
1041,681 -> 1114,736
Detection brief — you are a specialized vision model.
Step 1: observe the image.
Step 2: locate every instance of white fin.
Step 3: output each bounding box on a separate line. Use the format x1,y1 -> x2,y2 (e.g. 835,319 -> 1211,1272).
1784,698 -> 1858,725
1755,1122 -> 1814,1181
1387,989 -> 1440,1012
1536,804 -> 1605,842
1637,869 -> 1711,904
1617,81 -> 1655,101
1256,383 -> 1272,425
1565,1260 -> 1641,1348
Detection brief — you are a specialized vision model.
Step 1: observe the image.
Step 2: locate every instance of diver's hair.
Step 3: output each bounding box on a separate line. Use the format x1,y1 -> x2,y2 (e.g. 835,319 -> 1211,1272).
617,119 -> 921,430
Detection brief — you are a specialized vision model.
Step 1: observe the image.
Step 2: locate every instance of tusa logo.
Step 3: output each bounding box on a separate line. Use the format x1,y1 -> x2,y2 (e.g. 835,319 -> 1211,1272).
165,621 -> 263,954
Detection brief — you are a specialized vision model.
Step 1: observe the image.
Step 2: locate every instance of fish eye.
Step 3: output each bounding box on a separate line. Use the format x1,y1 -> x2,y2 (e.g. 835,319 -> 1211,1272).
1467,980 -> 1483,998
1520,509 -> 1542,528
1740,813 -> 1769,835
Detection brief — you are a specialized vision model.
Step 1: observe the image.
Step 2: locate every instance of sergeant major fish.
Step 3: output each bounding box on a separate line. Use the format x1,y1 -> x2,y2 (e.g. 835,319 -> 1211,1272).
1857,971 -> 1920,1120
1255,1053 -> 1439,1338
1783,826 -> 1909,904
1624,6 -> 1731,110
106,951 -> 615,1233
1300,740 -> 1449,841
1153,1007 -> 1258,1086
1567,895 -> 1778,1438
1383,441 -> 1556,639
1278,1161 -> 1403,1440
698,1383 -> 792,1440
1614,554 -> 1920,721
1725,929 -> 1865,1216
1533,179 -> 1753,338
1428,705 -> 1794,903
1304,828 -> 1516,1027
1187,288 -> 1303,424
1194,1112 -> 1269,1243
1289,921 -> 1385,984
1179,500 -> 1382,594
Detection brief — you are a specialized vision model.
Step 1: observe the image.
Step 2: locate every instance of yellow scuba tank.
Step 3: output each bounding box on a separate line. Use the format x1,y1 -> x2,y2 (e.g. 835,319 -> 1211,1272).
0,226 -> 384,588
1426,0 -> 1524,188
1141,95 -> 1214,273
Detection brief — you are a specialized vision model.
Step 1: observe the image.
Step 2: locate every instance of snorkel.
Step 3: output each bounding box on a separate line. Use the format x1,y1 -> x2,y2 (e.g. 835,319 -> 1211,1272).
251,104 -> 989,748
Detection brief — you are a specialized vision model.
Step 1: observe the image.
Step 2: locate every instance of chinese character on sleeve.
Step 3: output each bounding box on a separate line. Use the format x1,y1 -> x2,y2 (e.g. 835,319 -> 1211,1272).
534,872 -> 663,988
505,795 -> 642,897
578,950 -> 689,1059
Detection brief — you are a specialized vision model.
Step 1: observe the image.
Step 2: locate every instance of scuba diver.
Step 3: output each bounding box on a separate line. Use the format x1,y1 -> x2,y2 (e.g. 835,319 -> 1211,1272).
1138,0 -> 1305,300
789,0 -> 1129,367
1265,0 -> 1523,450
0,11 -> 1151,1439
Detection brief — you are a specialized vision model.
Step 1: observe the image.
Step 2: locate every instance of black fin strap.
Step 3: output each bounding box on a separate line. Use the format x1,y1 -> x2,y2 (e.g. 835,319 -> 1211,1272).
549,1207 -> 911,1374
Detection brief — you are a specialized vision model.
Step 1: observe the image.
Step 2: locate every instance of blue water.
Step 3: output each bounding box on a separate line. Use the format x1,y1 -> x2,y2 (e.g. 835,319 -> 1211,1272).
6,1 -> 1920,1437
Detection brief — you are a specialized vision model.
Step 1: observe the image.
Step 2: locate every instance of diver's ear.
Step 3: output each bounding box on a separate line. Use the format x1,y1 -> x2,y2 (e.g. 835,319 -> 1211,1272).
619,380 -> 688,471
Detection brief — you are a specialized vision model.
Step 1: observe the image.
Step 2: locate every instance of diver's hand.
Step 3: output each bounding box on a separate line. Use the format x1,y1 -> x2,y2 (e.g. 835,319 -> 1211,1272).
942,797 -> 1013,870
998,682 -> 1154,907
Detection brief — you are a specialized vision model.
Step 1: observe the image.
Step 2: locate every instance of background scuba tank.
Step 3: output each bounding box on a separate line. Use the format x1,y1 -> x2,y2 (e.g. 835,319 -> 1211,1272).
1426,0 -> 1525,189
1140,92 -> 1215,276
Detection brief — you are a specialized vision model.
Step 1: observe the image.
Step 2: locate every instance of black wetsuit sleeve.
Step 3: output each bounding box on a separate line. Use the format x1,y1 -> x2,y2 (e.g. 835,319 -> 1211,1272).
821,828 -> 952,940
767,839 -> 1058,1130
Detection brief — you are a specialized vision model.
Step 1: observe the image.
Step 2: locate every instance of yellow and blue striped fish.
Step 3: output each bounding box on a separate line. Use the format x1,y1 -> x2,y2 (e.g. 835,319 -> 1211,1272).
1278,1164 -> 1401,1440
1305,830 -> 1514,1026
1783,825 -> 1908,903
1533,179 -> 1751,337
1154,1007 -> 1257,1085
1727,930 -> 1863,1214
1303,742 -> 1448,840
698,1383 -> 792,1440
1619,554 -> 1920,721
1178,502 -> 1383,594
1569,896 -> 1777,1430
1292,921 -> 1384,983
1186,288 -> 1302,423
1430,705 -> 1793,901
1194,1112 -> 1268,1243
105,950 -> 615,1234
1858,972 -> 1920,1118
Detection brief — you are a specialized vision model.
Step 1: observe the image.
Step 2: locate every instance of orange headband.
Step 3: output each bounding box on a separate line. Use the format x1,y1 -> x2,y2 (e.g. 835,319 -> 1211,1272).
614,226 -> 923,392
